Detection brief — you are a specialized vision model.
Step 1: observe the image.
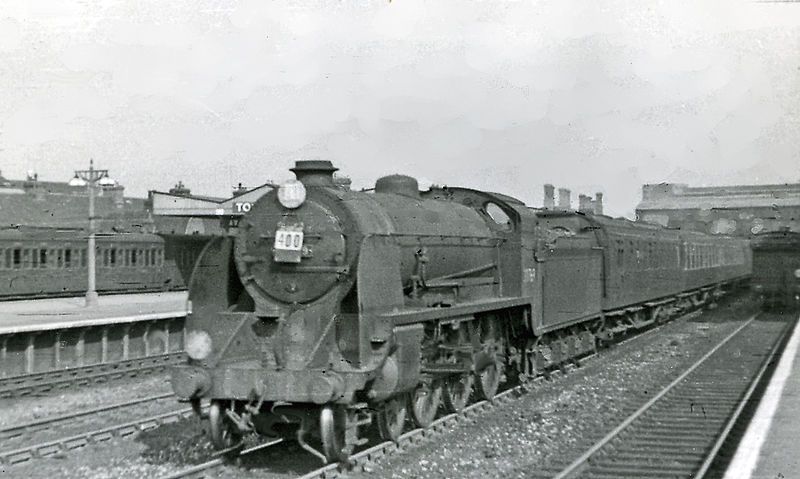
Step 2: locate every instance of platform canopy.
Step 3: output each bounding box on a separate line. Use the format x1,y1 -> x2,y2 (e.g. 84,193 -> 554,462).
149,183 -> 274,217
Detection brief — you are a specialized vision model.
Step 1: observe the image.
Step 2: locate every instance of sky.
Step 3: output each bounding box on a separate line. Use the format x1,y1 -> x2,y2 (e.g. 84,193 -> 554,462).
0,0 -> 799,218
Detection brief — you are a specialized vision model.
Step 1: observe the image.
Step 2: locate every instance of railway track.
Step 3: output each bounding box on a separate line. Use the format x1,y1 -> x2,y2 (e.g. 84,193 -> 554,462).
0,392 -> 173,443
0,399 -> 194,466
0,351 -> 185,398
155,359 -> 587,479
158,438 -> 285,479
538,315 -> 792,479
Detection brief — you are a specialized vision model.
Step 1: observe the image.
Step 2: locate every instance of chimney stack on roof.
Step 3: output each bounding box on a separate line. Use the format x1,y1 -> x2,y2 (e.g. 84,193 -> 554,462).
558,188 -> 571,209
594,192 -> 604,215
543,184 -> 555,209
578,194 -> 592,213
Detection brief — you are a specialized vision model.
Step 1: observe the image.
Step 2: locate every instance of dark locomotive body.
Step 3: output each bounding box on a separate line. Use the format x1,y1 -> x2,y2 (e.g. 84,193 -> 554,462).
171,161 -> 751,462
0,228 -> 185,299
752,230 -> 800,310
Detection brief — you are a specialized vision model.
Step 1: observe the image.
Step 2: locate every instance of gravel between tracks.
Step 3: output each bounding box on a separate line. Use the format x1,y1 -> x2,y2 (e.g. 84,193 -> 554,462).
0,374 -> 174,429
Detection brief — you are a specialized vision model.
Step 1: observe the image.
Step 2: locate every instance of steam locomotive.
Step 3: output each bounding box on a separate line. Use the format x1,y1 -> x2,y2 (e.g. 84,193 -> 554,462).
171,161 -> 751,462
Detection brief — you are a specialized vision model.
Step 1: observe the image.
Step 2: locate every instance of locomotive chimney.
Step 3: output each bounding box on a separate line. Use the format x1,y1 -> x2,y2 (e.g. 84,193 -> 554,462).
543,184 -> 555,209
558,188 -> 571,209
291,160 -> 338,186
578,194 -> 592,213
594,192 -> 604,215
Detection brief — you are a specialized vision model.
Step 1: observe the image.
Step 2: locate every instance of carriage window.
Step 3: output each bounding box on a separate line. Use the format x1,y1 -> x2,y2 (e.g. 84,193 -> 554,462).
64,249 -> 72,268
39,250 -> 47,268
131,249 -> 137,266
102,249 -> 109,267
80,249 -> 86,267
485,202 -> 512,231
32,249 -> 38,268
22,249 -> 30,269
110,248 -> 116,266
158,249 -> 164,266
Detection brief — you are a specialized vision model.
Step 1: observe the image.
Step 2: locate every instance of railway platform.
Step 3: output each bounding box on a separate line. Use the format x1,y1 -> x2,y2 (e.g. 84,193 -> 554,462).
724,312 -> 800,479
0,291 -> 188,335
0,291 -> 189,385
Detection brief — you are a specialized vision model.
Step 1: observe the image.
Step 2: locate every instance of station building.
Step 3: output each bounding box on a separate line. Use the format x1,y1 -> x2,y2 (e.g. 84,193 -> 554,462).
635,182 -> 800,237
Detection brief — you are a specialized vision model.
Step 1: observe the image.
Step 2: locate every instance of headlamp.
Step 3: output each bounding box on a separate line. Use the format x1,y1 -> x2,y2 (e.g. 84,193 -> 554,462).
277,180 -> 307,209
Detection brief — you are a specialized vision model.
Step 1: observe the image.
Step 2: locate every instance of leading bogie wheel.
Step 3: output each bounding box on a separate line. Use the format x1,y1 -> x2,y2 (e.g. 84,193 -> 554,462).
408,380 -> 443,428
320,405 -> 352,463
376,396 -> 407,442
208,400 -> 243,451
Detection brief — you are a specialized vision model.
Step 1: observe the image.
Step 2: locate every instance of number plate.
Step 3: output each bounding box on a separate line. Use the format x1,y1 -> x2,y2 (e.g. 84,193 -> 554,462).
274,228 -> 304,251
273,225 -> 304,263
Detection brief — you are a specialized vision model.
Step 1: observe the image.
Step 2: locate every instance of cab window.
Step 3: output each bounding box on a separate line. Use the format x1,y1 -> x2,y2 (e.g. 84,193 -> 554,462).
484,202 -> 512,232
